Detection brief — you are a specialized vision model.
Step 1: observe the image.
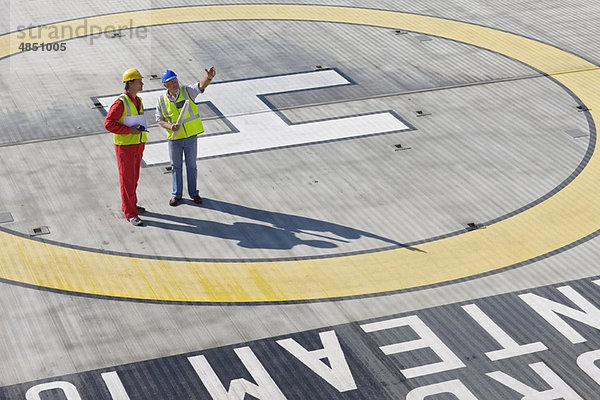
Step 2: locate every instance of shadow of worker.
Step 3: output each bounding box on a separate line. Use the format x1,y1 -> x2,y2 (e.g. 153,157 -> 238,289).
144,198 -> 420,252
142,210 -> 336,250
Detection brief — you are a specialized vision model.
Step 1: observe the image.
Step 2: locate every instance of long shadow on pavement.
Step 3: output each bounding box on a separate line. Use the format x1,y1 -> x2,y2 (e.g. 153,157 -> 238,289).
142,198 -> 423,252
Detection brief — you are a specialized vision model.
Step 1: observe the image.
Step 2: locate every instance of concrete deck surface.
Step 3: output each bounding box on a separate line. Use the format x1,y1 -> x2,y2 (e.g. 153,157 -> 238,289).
1,1 -> 600,399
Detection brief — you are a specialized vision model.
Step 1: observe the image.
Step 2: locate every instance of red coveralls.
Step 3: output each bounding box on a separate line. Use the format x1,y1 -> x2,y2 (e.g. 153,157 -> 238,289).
104,92 -> 145,219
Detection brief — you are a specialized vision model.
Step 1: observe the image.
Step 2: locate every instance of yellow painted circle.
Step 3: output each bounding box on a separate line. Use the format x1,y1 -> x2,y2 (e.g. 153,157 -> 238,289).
0,5 -> 598,302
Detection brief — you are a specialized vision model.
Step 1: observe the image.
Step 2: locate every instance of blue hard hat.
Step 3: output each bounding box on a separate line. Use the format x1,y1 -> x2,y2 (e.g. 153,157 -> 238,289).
161,69 -> 177,83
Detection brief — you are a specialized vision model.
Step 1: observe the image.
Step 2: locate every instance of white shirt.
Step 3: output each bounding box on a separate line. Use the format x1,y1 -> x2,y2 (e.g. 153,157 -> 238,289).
155,82 -> 203,123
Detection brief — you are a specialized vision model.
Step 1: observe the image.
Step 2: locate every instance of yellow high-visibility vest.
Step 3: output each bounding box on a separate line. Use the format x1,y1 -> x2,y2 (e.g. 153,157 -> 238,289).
114,94 -> 148,145
158,86 -> 204,140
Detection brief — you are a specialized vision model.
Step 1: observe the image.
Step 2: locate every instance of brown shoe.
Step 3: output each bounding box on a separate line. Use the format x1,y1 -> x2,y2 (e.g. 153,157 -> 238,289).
192,195 -> 203,204
169,197 -> 181,206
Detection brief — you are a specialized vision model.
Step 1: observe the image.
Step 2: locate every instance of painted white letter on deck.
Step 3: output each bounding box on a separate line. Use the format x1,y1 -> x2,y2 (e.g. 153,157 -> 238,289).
277,330 -> 356,392
360,315 -> 465,378
136,70 -> 410,164
406,379 -> 479,400
101,371 -> 132,400
26,381 -> 82,400
462,303 -> 547,361
189,346 -> 286,400
520,285 -> 600,344
577,349 -> 600,386
487,362 -> 582,399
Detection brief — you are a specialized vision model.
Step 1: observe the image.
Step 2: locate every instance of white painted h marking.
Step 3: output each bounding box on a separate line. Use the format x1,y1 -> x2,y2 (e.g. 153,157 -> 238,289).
102,70 -> 411,165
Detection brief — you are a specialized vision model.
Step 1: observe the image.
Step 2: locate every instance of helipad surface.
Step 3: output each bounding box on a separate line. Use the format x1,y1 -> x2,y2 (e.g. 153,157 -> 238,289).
2,1 -> 600,398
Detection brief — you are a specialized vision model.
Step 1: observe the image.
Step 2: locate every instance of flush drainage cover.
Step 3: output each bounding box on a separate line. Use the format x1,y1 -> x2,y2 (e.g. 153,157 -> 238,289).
465,222 -> 484,231
0,212 -> 13,223
30,226 -> 50,236
576,105 -> 590,112
565,129 -> 588,138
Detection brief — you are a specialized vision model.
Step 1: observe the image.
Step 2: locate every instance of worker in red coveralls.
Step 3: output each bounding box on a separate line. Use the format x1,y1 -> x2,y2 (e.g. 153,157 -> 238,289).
104,68 -> 147,226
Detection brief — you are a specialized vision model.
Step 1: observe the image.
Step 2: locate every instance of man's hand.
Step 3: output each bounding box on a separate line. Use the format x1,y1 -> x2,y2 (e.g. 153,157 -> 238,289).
205,66 -> 216,80
199,66 -> 216,91
129,126 -> 142,134
171,123 -> 181,131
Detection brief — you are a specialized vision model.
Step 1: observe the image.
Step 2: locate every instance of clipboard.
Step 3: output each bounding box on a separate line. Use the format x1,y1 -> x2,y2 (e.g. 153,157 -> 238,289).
175,100 -> 190,126
171,100 -> 190,139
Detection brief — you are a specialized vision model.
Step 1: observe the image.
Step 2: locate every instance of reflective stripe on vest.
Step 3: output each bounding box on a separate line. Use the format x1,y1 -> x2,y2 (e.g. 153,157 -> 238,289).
114,94 -> 148,145
159,86 -> 204,141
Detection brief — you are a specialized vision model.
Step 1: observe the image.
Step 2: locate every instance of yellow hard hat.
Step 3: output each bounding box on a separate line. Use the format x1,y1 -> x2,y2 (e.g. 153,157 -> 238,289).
122,68 -> 143,82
